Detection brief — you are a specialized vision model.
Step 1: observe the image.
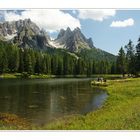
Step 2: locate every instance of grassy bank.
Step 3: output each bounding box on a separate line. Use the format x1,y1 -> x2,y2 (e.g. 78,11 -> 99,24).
42,78 -> 140,130
0,73 -> 55,79
0,73 -> 121,79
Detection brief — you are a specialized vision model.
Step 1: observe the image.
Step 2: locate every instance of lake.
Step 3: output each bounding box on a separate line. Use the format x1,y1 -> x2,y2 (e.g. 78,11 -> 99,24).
0,78 -> 107,126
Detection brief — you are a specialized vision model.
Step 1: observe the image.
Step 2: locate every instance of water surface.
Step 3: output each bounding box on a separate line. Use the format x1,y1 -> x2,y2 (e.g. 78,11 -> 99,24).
0,78 -> 107,126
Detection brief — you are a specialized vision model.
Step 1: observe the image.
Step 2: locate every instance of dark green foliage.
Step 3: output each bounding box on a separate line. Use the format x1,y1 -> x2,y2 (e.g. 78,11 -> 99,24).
86,61 -> 92,76
77,48 -> 116,62
111,62 -> 116,74
136,37 -> 140,74
18,48 -> 25,72
34,51 -> 42,74
116,47 -> 126,76
0,40 -> 116,76
21,72 -> 31,78
125,40 -> 136,75
0,48 -> 8,73
116,38 -> 140,76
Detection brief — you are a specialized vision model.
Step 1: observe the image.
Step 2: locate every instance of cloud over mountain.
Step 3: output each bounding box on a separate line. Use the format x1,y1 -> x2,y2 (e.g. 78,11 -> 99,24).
3,10 -> 81,33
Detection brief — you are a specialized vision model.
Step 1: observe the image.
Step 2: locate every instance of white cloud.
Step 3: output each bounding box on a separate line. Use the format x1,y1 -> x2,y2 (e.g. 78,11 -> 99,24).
78,9 -> 116,21
110,18 -> 134,27
4,10 -> 81,33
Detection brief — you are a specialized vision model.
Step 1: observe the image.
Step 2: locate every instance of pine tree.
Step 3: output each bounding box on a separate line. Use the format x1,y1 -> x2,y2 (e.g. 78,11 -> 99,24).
56,57 -> 63,75
87,61 -> 92,77
24,49 -> 33,74
125,40 -> 136,75
111,62 -> 116,74
45,54 -> 51,74
35,52 -> 42,74
116,47 -> 126,77
0,48 -> 8,73
92,60 -> 96,74
18,48 -> 24,73
42,56 -> 47,74
136,37 -> 140,74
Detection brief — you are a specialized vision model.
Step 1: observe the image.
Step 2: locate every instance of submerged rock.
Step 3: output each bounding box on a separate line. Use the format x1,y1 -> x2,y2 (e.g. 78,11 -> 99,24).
28,105 -> 39,108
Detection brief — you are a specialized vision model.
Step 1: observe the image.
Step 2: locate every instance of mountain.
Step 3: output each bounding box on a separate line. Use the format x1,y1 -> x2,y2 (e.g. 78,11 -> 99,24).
0,19 -> 39,36
0,19 -> 116,61
0,20 -> 95,52
53,27 -> 95,52
0,19 -> 51,50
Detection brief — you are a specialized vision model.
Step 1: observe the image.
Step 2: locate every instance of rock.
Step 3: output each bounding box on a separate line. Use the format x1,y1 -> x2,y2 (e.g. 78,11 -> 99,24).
0,19 -> 95,52
55,27 -> 95,52
28,105 -> 38,108
0,19 -> 51,50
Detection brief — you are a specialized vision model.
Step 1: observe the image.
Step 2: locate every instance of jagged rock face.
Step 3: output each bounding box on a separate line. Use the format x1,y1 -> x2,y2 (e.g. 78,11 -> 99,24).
14,26 -> 50,49
0,19 -> 40,36
0,19 -> 95,52
87,38 -> 94,49
0,19 -> 51,50
55,27 -> 95,52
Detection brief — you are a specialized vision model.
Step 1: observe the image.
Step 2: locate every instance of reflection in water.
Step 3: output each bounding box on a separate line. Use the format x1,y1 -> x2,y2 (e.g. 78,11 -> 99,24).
0,78 -> 107,126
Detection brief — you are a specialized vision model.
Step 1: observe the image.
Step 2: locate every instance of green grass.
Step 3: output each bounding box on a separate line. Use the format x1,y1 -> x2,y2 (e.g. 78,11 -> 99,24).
0,73 -> 55,79
41,78 -> 140,130
0,73 -> 122,79
0,73 -> 18,79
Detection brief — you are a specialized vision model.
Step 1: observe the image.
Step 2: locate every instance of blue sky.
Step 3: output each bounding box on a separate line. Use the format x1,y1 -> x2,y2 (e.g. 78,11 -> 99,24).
0,9 -> 140,55
74,10 -> 140,55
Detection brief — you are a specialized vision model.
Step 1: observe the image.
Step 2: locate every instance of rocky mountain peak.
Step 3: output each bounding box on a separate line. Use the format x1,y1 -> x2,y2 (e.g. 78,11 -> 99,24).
87,37 -> 94,48
0,19 -> 50,50
73,27 -> 81,32
54,27 -> 95,52
66,27 -> 71,32
57,29 -> 65,39
0,19 -> 95,52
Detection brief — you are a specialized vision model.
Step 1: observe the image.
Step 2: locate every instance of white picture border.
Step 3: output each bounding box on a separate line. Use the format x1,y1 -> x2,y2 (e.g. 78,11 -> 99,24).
0,0 -> 140,140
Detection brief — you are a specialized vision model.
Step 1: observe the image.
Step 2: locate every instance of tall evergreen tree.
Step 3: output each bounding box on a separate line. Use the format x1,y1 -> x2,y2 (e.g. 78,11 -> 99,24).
18,48 -> 24,72
24,49 -> 33,74
0,48 -> 8,73
35,52 -> 42,74
111,62 -> 116,74
87,61 -> 92,76
125,40 -> 136,75
116,47 -> 126,77
136,37 -> 140,74
92,60 -> 96,74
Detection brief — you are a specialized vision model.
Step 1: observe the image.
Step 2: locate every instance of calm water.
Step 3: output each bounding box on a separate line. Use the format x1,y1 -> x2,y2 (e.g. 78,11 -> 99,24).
0,78 -> 107,126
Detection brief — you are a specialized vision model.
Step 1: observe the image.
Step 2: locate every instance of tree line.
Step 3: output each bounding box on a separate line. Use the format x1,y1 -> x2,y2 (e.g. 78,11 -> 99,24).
116,38 -> 140,77
0,41 -> 116,76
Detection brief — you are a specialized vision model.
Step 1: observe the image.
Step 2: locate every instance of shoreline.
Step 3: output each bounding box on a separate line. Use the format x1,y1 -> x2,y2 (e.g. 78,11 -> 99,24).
1,77 -> 139,130
0,73 -> 122,79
